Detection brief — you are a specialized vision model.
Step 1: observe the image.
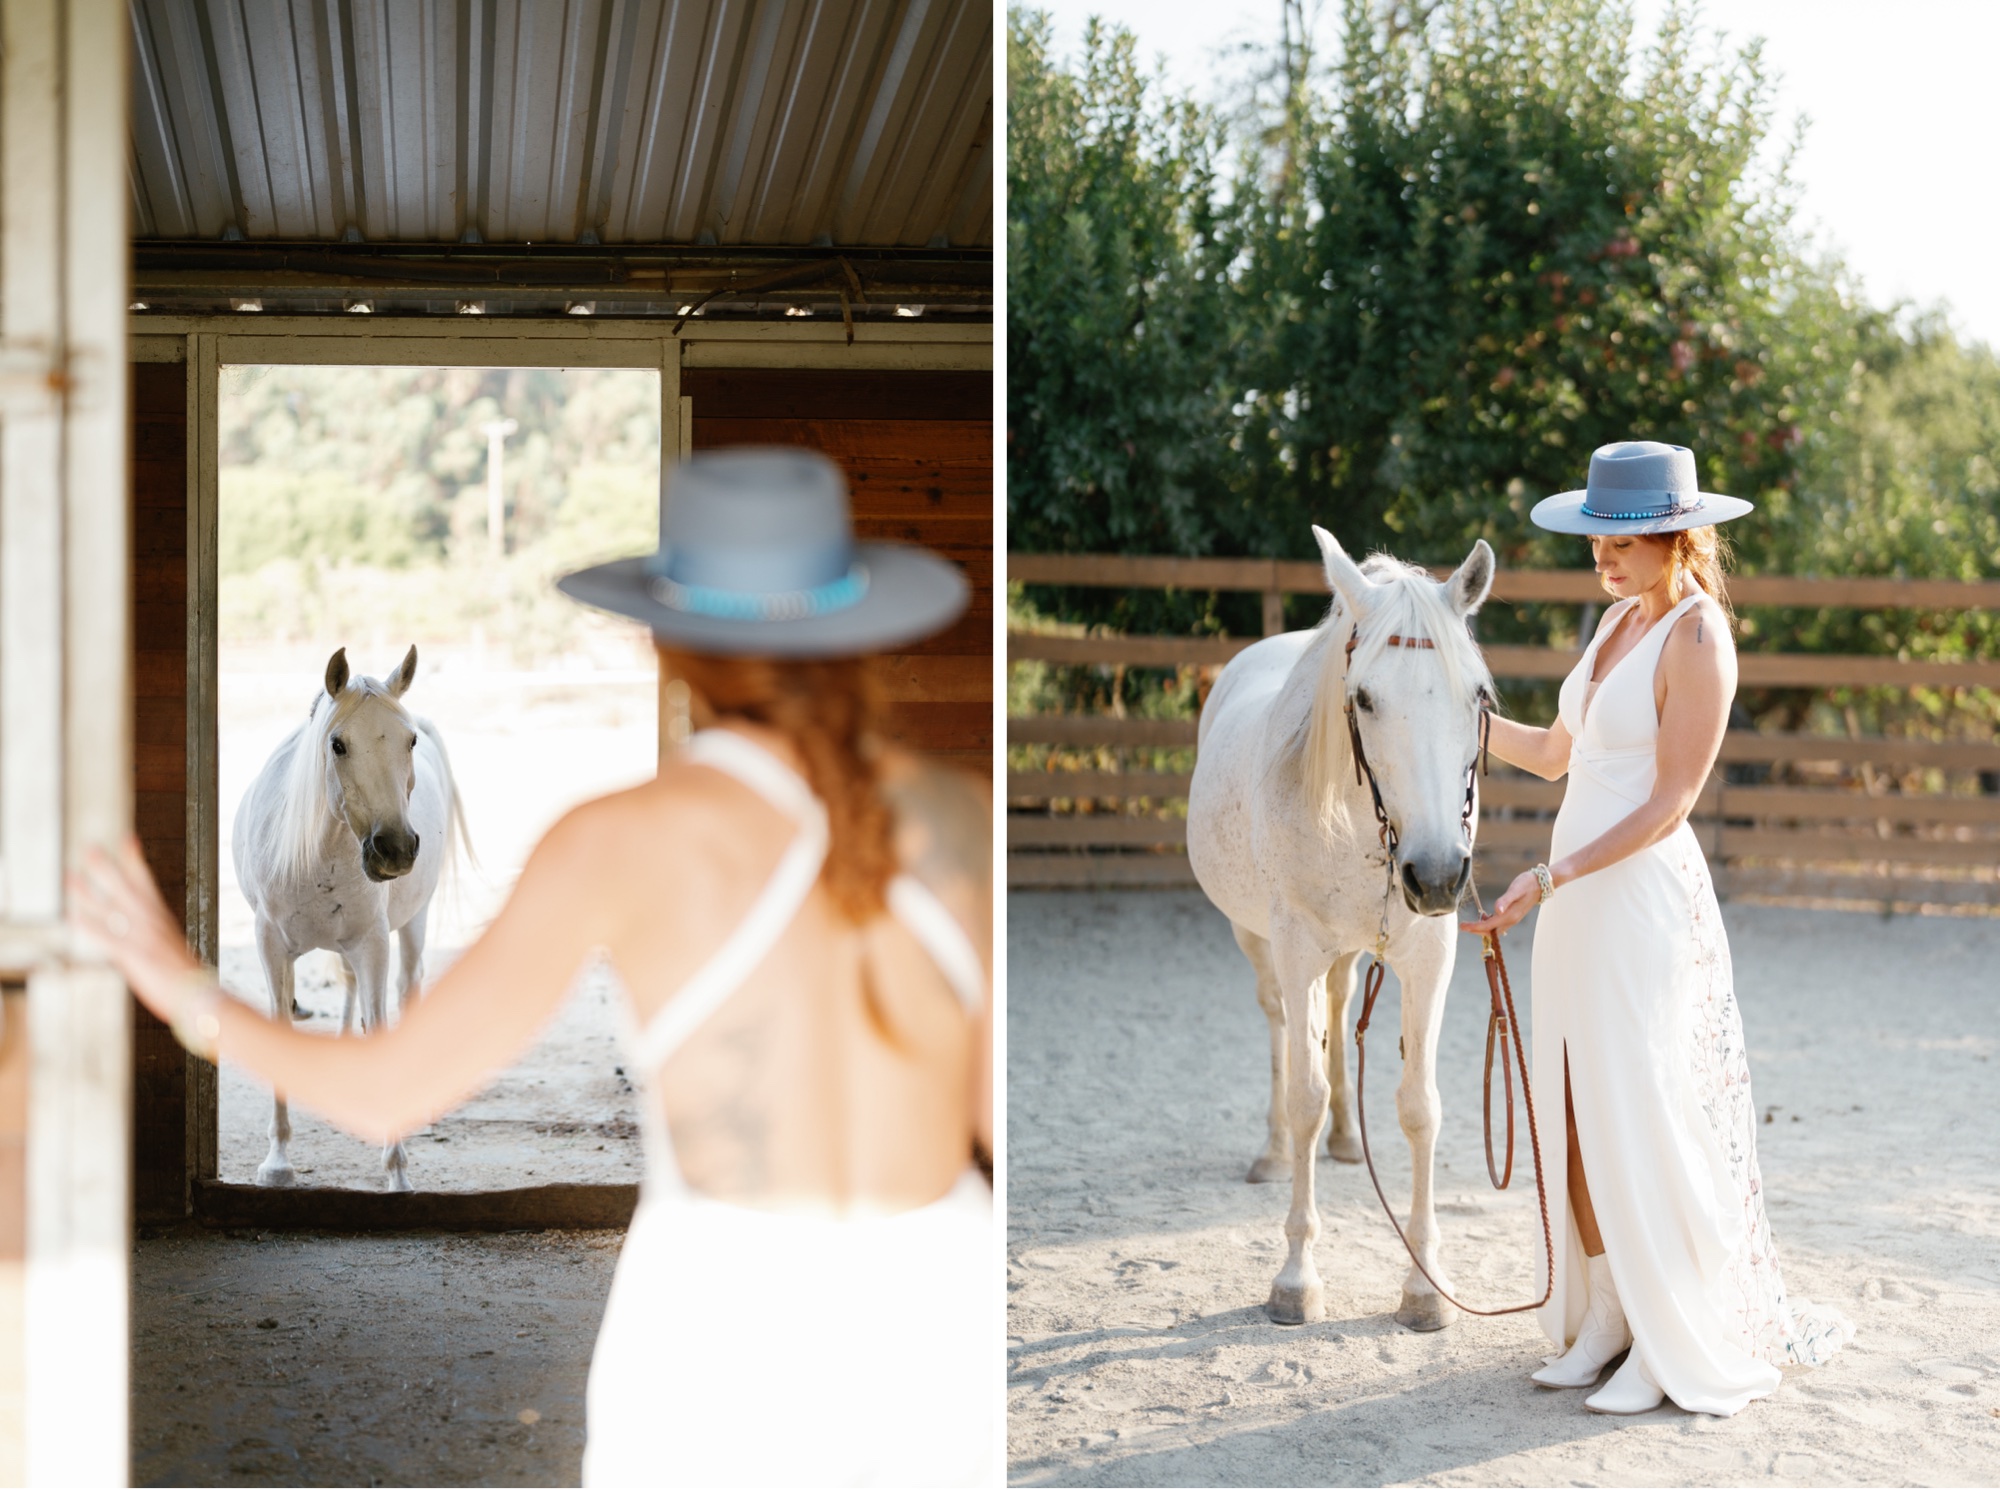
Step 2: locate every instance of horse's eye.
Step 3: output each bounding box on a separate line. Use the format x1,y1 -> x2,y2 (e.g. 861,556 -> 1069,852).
331,737 -> 347,757
407,736 -> 417,751
1354,689 -> 1374,713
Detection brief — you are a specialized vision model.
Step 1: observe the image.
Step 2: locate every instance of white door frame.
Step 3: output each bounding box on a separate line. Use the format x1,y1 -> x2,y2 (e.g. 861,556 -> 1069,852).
143,314 -> 989,1184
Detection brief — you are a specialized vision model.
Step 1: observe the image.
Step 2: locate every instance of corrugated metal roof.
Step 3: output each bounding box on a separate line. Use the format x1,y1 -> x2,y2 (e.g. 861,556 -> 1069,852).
128,0 -> 992,250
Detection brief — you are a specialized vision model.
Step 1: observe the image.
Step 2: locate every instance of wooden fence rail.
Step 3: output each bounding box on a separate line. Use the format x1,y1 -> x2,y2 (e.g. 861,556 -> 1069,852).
1009,632 -> 2000,689
1008,554 -> 2000,910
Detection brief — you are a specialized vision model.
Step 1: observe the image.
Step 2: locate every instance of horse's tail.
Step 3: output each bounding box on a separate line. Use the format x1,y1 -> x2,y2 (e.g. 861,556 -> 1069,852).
416,715 -> 477,893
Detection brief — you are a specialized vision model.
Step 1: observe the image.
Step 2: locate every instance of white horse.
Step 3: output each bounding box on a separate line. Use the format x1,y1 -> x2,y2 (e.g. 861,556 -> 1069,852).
232,645 -> 467,1191
1187,526 -> 1494,1331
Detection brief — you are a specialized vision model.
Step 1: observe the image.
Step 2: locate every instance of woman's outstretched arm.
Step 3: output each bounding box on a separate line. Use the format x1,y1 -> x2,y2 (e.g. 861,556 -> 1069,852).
71,805 -> 621,1145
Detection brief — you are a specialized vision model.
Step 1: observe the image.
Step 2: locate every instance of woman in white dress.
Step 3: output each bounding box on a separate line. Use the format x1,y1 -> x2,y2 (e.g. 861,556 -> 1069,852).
1462,441 -> 1851,1416
71,449 -> 995,1485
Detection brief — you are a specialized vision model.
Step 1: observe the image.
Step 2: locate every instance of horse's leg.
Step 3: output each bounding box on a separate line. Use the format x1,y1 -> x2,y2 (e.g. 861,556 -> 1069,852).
1389,927 -> 1458,1332
1265,917 -> 1332,1324
396,905 -> 429,1017
1230,923 -> 1291,1184
335,954 -> 358,1035
1323,950 -> 1364,1163
252,917 -> 297,1187
350,931 -> 411,1192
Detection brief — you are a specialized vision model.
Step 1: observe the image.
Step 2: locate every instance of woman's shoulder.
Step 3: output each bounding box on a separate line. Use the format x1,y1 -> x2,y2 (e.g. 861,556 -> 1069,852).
874,747 -> 992,891
1661,589 -> 1736,673
876,745 -> 991,811
541,762 -> 766,875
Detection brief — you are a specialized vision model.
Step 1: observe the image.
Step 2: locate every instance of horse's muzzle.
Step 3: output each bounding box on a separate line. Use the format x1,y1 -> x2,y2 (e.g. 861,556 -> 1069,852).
1399,850 -> 1470,916
361,829 -> 420,882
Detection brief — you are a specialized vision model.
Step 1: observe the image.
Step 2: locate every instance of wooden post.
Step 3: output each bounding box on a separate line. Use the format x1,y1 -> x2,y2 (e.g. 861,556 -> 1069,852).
186,334 -> 221,1186
0,0 -> 133,1482
656,341 -> 685,769
1262,589 -> 1285,636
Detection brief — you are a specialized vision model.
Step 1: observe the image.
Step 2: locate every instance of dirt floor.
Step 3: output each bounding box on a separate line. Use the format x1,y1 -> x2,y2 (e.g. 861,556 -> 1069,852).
215,953 -> 644,1190
1006,891 -> 2000,1487
131,1227 -> 622,1487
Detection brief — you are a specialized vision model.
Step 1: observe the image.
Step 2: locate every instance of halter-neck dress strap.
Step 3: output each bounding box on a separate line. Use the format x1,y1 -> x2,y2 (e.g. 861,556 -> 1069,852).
626,729 -> 987,1071
886,875 -> 986,1013
626,730 -> 830,1075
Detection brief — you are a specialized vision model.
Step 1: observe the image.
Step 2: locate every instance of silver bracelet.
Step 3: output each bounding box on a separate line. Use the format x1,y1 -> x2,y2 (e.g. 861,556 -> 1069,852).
1532,863 -> 1556,903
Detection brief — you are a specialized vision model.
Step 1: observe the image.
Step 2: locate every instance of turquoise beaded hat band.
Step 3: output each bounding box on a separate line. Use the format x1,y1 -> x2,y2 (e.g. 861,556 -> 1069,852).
1531,441 -> 1754,536
648,563 -> 871,622
557,448 -> 967,658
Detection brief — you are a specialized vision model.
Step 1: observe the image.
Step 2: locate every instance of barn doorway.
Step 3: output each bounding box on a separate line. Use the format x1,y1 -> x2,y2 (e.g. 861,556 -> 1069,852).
214,364 -> 660,1193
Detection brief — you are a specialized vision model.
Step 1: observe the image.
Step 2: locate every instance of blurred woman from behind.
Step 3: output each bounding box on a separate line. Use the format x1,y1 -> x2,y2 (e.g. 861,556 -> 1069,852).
75,449 -> 994,1486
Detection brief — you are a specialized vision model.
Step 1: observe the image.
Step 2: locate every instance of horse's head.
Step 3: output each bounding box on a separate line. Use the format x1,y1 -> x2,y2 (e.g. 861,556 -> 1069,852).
1311,526 -> 1495,916
318,645 -> 424,882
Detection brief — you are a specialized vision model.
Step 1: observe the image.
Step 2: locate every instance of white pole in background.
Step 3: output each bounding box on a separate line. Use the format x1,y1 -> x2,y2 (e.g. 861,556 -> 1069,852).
482,417 -> 517,561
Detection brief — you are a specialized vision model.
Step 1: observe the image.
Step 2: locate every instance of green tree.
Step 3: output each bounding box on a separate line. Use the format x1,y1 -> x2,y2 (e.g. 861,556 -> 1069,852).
1228,0 -> 1860,582
1006,10 -> 1241,562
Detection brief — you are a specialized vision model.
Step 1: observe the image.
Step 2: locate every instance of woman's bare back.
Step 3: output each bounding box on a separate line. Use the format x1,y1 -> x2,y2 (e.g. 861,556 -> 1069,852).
571,725 -> 991,1215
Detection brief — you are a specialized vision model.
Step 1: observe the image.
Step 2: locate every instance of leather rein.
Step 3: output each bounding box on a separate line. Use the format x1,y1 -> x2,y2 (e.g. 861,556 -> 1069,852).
1342,625 -> 1554,1317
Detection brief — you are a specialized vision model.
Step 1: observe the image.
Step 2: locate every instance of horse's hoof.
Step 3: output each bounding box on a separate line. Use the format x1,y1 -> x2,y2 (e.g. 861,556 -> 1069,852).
1266,1281 -> 1326,1325
1324,1131 -> 1363,1164
1246,1153 -> 1289,1184
385,1171 -> 412,1194
1396,1289 -> 1455,1332
255,1161 -> 296,1188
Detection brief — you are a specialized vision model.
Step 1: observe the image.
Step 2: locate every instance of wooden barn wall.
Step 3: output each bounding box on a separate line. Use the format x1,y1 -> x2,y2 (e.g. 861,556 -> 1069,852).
684,370 -> 991,772
132,361 -> 190,1222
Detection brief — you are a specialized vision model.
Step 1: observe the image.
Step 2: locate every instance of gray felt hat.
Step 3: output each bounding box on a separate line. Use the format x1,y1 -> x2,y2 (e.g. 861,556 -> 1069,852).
557,447 -> 968,657
1530,441 -> 1754,536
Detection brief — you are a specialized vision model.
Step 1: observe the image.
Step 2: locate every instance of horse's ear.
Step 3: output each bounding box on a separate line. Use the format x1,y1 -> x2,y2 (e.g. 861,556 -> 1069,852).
1447,539 -> 1496,617
388,644 -> 418,698
1313,525 -> 1376,620
324,647 -> 349,698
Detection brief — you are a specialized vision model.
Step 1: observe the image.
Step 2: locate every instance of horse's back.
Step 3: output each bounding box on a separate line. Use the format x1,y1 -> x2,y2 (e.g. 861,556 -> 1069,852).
231,724 -> 309,915
1189,630 -> 1318,930
1197,631 -> 1315,750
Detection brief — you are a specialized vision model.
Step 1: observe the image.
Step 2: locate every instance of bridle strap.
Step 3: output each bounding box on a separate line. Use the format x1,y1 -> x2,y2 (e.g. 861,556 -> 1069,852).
1343,623 -> 1553,1317
1353,923 -> 1553,1316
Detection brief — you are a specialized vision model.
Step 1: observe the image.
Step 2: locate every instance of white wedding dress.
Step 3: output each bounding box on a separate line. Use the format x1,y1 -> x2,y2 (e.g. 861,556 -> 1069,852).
1530,592 -> 1852,1415
582,731 -> 993,1486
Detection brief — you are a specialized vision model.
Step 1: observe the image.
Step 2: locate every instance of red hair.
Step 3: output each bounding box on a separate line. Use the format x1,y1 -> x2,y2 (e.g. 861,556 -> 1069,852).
1609,526 -> 1735,624
657,648 -> 893,924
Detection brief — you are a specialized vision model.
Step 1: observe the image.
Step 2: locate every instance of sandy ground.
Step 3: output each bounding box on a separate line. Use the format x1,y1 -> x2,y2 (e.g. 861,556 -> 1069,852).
131,1227 -> 621,1487
1006,891 -> 2000,1486
215,649 -> 655,1189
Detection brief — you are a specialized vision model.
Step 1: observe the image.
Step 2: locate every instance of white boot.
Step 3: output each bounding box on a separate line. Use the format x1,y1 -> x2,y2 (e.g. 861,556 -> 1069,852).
1585,1340 -> 1666,1415
1531,1253 -> 1631,1388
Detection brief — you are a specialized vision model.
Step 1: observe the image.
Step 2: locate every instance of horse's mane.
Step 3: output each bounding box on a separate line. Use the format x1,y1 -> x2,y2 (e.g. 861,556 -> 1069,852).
1299,554 -> 1492,838
261,678 -> 411,884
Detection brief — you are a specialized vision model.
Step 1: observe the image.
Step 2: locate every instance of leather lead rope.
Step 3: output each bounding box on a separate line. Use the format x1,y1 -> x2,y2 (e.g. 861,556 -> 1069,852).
1344,627 -> 1553,1316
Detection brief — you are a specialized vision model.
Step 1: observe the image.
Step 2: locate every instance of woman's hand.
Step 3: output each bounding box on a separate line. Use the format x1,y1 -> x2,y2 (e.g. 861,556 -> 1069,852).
1460,868 -> 1540,937
67,835 -> 206,1021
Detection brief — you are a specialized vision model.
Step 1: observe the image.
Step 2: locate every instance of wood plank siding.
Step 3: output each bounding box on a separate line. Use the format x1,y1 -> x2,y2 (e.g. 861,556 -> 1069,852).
685,370 -> 991,771
131,361 -> 191,1223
